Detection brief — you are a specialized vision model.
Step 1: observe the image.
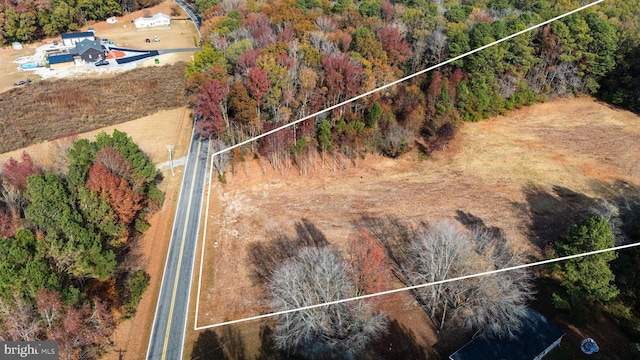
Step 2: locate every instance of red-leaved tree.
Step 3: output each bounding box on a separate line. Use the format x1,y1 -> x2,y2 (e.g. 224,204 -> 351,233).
2,151 -> 42,192
347,229 -> 393,300
245,67 -> 270,110
36,289 -> 115,360
321,53 -> 366,107
377,26 -> 412,66
86,163 -> 142,226
195,80 -> 230,137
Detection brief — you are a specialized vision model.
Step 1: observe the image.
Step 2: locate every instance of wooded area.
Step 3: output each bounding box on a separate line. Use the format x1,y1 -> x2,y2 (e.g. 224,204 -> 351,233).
186,0 -> 639,174
0,130 -> 162,359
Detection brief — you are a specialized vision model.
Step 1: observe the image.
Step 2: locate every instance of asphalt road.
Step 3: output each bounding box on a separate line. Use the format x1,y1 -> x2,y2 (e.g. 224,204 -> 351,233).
173,0 -> 202,29
146,133 -> 209,360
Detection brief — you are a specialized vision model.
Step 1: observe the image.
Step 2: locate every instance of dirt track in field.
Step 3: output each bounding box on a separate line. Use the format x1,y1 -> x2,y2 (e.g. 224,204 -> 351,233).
191,96 -> 640,359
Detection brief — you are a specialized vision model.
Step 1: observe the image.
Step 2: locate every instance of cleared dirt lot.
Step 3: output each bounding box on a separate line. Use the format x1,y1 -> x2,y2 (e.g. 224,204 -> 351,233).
192,97 -> 640,358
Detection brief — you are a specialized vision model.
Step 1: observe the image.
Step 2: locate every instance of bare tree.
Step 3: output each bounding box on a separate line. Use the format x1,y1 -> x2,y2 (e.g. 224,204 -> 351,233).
424,28 -> 448,65
211,139 -> 231,177
405,221 -> 535,338
269,246 -> 388,359
0,294 -> 41,341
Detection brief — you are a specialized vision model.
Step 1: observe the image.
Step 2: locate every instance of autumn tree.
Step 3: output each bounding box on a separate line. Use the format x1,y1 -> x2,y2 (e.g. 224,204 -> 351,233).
321,52 -> 366,108
269,246 -> 388,358
376,26 -> 412,66
194,80 -> 230,137
86,162 -> 142,226
1,152 -> 42,220
346,229 -> 392,298
245,67 -> 270,120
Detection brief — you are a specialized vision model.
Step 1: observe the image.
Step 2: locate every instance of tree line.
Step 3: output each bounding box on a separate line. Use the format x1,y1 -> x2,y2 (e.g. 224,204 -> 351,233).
185,0 -> 632,175
0,130 -> 162,360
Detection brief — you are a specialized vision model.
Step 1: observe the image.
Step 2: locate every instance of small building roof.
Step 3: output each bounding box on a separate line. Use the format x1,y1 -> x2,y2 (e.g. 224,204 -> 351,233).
449,309 -> 565,360
48,54 -> 74,64
61,31 -> 95,40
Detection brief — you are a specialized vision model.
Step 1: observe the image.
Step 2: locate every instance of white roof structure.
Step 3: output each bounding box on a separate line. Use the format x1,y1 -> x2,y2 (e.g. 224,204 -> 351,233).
134,13 -> 171,28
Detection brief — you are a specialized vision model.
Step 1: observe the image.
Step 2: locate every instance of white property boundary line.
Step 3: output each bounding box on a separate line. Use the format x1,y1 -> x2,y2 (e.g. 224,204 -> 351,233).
194,0 -> 604,331
195,242 -> 640,330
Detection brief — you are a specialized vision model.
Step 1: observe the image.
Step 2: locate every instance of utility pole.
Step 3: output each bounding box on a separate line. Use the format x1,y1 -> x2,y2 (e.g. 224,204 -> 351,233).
115,349 -> 127,360
167,145 -> 175,176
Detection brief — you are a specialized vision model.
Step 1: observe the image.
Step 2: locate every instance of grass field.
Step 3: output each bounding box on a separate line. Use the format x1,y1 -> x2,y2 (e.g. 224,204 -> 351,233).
189,96 -> 640,359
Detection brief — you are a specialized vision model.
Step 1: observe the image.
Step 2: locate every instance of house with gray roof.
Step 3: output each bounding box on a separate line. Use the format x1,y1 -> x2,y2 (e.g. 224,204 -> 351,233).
72,39 -> 106,62
449,308 -> 565,360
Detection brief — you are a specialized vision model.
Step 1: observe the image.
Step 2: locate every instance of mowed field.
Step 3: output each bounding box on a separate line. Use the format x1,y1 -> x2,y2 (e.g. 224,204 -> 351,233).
0,0 -> 199,93
190,97 -> 640,359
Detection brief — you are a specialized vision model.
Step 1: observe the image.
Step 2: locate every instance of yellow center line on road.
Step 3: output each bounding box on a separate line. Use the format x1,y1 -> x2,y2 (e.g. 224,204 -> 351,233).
161,139 -> 203,359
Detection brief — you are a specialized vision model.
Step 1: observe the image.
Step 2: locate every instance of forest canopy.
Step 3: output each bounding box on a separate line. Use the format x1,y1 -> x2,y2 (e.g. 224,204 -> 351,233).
0,130 -> 162,359
183,0 -> 637,173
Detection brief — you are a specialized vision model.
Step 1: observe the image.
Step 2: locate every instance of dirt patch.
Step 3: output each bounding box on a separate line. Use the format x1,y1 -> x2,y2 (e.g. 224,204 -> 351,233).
192,96 -> 640,358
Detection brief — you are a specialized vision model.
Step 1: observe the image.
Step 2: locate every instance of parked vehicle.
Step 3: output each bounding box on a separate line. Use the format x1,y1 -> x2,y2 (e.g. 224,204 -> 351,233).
154,36 -> 160,42
13,79 -> 31,86
95,60 -> 110,66
145,38 -> 151,43
53,41 -> 59,46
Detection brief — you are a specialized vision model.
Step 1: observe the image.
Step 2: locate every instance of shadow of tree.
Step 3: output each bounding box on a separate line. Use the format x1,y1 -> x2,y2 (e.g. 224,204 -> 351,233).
191,330 -> 229,360
520,184 -> 621,248
191,325 -> 247,360
364,319 -> 432,359
255,325 -> 302,360
455,210 -> 505,239
247,218 -> 329,286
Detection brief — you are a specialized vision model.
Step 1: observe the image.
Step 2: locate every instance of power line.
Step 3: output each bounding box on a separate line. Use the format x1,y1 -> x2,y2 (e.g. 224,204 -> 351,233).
208,0 -> 604,159
195,241 -> 640,331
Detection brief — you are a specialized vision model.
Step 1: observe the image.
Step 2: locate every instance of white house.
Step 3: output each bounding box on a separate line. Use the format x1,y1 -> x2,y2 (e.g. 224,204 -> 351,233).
134,13 -> 171,28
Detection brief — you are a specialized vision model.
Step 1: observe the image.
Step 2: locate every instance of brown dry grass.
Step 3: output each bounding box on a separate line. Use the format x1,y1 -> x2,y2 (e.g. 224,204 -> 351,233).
0,63 -> 188,154
191,96 -> 640,358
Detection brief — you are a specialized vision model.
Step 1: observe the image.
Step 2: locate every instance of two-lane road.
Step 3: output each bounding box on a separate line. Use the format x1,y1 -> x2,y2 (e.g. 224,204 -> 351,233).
146,133 -> 209,359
